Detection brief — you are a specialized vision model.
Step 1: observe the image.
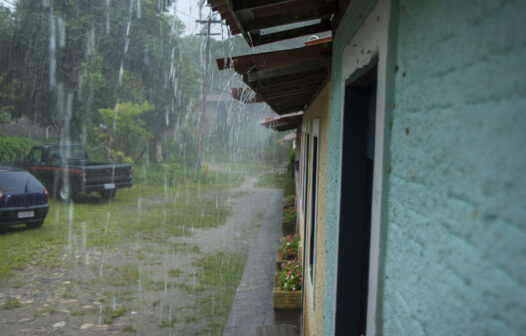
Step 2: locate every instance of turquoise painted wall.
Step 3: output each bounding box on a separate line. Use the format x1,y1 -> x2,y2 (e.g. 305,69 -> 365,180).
323,0 -> 526,335
383,0 -> 526,335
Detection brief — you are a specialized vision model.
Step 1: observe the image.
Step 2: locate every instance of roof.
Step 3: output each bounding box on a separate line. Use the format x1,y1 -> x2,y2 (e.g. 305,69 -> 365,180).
260,112 -> 303,131
206,0 -> 350,47
218,40 -> 331,114
211,0 -> 349,116
229,88 -> 264,104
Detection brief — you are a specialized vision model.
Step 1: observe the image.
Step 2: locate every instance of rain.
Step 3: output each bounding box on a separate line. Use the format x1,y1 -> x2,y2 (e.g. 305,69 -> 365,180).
0,0 -> 299,334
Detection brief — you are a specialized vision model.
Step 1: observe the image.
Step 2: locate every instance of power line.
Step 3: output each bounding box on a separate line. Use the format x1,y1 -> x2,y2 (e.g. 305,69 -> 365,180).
173,8 -> 199,21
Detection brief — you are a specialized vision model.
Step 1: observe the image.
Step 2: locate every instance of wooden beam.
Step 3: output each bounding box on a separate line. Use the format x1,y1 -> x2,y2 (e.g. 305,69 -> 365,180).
246,57 -> 330,82
232,0 -> 295,12
251,0 -> 328,18
244,3 -> 337,32
229,88 -> 264,103
270,104 -> 305,115
265,87 -> 318,100
217,42 -> 331,72
219,0 -> 252,44
258,79 -> 323,95
251,22 -> 331,46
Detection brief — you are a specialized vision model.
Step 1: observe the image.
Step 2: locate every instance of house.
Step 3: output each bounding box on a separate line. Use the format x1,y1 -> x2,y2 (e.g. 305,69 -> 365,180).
210,0 -> 526,335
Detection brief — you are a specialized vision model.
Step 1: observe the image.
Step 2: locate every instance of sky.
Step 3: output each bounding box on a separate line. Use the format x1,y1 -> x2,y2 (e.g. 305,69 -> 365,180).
174,0 -> 225,38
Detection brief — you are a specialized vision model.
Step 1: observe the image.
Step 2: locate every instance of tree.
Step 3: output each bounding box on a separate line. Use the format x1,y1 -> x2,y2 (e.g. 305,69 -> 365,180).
94,101 -> 153,162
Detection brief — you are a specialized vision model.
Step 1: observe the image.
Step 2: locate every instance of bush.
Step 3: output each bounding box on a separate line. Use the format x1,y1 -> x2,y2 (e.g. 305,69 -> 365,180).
276,260 -> 302,291
0,135 -> 37,162
287,148 -> 296,178
278,234 -> 299,260
284,195 -> 295,208
283,206 -> 296,223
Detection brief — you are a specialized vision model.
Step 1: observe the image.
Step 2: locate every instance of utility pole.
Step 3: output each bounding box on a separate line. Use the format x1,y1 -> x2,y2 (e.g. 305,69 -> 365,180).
195,16 -> 221,168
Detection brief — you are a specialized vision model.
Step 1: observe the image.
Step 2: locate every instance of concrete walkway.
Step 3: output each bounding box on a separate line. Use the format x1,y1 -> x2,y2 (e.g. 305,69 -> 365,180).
223,185 -> 283,336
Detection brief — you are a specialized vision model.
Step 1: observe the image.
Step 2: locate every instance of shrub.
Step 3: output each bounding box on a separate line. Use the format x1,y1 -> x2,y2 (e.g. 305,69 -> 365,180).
276,260 -> 302,291
201,162 -> 210,178
287,148 -> 296,178
0,135 -> 37,161
283,206 -> 297,223
278,234 -> 299,260
284,195 -> 295,208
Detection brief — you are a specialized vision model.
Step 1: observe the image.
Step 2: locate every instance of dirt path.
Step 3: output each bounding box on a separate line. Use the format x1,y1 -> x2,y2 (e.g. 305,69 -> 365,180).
0,174 -> 283,335
223,182 -> 283,335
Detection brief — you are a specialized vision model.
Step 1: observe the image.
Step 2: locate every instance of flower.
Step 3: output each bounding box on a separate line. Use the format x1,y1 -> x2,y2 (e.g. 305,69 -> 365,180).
277,259 -> 302,291
278,234 -> 300,260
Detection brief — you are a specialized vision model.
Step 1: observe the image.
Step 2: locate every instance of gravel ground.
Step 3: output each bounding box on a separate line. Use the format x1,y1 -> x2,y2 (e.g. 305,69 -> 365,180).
0,174 -> 282,335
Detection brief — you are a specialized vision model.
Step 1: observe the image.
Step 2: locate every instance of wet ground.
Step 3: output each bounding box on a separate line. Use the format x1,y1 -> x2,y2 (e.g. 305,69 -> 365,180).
0,175 -> 283,335
223,179 -> 283,335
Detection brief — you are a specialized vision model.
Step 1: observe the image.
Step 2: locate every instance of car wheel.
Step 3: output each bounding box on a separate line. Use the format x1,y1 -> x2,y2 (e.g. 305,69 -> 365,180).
100,189 -> 116,200
58,181 -> 73,202
26,220 -> 44,229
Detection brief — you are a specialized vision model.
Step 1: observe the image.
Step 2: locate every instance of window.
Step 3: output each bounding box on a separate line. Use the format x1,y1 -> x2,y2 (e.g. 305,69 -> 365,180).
28,148 -> 43,163
309,119 -> 319,284
302,122 -> 310,222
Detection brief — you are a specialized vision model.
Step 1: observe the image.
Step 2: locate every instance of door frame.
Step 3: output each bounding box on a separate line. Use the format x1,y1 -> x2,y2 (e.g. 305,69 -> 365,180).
331,0 -> 393,334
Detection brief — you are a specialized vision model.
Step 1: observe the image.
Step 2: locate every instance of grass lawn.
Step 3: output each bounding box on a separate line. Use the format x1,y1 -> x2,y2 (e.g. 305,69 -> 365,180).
0,162 -> 270,334
0,165 -> 239,280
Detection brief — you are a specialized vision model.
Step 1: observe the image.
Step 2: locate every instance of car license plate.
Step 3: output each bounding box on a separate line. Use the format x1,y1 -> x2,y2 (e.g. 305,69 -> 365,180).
18,210 -> 34,219
104,183 -> 115,190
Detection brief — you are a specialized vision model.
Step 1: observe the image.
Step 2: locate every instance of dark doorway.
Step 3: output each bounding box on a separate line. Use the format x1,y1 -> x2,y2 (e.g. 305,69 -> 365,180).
334,58 -> 378,336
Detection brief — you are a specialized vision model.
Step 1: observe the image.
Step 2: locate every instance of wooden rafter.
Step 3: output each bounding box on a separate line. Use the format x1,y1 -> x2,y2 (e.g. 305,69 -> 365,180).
229,88 -> 264,104
216,42 -> 331,73
244,3 -> 337,32
231,0 -> 295,12
250,21 -> 331,46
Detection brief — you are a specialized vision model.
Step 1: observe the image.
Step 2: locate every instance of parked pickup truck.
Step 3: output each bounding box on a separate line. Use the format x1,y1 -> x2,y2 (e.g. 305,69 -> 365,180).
19,144 -> 132,201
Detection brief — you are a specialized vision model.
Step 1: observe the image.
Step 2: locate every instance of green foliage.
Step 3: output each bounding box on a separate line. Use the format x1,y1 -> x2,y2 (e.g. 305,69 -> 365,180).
284,178 -> 295,198
277,260 -> 302,291
192,253 -> 247,335
0,135 -> 37,161
103,306 -> 127,324
0,163 -> 236,280
283,206 -> 297,224
95,102 -> 153,160
256,172 -> 295,198
2,298 -> 22,310
284,195 -> 295,208
288,148 -> 296,178
110,150 -> 133,164
277,234 -> 300,260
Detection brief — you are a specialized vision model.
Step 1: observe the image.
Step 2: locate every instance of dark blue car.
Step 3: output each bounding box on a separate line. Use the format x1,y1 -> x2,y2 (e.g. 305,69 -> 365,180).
0,167 -> 49,228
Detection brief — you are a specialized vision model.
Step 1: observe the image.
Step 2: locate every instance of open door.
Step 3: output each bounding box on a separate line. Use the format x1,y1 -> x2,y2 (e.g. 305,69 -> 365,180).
335,58 -> 378,335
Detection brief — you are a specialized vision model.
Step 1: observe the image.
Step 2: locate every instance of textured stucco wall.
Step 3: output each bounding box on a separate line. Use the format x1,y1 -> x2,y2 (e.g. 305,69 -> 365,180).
383,0 -> 526,335
324,0 -> 526,335
322,0 -> 379,334
302,82 -> 331,336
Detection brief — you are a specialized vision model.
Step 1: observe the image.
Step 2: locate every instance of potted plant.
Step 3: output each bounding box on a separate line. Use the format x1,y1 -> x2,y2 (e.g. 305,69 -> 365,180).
273,259 -> 302,309
276,234 -> 299,270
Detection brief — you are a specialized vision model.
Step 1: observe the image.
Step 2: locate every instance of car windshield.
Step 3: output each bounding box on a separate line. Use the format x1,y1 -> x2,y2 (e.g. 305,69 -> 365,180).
0,171 -> 40,192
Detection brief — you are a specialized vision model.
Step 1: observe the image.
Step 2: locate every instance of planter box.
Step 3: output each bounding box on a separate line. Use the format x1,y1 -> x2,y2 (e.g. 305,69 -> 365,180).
282,221 -> 296,235
273,276 -> 302,310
